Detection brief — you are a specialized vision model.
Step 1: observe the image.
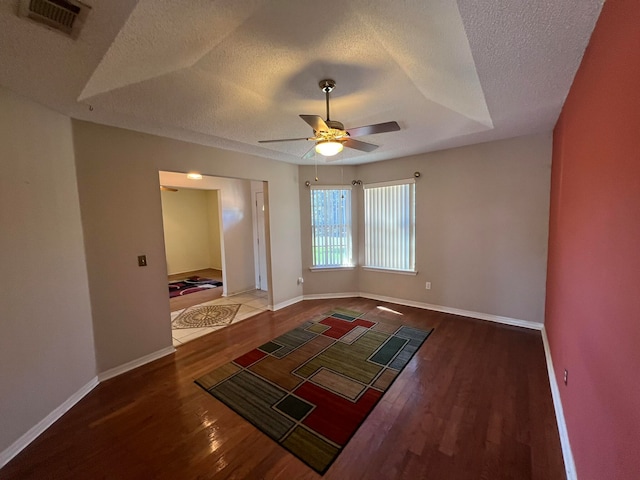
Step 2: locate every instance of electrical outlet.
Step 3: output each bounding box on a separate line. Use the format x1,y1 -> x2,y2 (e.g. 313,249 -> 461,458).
425,282 -> 431,290
137,255 -> 147,267
563,369 -> 568,385
297,277 -> 304,285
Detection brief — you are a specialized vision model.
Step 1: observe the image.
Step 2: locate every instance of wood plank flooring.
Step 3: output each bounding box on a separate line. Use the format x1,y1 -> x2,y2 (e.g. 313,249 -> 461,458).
0,298 -> 566,479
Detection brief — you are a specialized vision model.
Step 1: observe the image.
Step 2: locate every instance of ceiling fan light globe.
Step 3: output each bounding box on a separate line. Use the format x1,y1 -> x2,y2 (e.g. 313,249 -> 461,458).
315,140 -> 343,157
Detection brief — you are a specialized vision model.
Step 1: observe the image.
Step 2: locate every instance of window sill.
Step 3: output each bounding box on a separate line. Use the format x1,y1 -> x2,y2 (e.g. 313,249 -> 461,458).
361,267 -> 418,276
309,266 -> 356,272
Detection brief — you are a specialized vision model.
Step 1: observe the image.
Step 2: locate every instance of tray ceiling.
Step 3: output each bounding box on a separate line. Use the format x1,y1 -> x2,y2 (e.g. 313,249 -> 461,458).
0,0 -> 604,164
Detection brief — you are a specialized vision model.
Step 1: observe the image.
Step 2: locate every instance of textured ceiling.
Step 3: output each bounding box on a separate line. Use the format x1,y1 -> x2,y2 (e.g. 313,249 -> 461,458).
0,0 -> 604,165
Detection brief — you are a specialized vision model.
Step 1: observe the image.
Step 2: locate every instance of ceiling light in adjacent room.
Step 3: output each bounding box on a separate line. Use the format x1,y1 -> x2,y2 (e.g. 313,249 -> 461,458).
315,140 -> 343,157
187,173 -> 202,180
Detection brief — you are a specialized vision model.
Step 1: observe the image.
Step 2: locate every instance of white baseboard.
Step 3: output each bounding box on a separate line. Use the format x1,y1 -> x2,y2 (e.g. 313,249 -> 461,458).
0,376 -> 98,469
541,327 -> 577,480
270,295 -> 304,311
1,345 -> 175,469
358,292 -> 543,330
303,292 -> 360,300
97,346 -> 175,383
223,286 -> 260,298
301,291 -> 542,330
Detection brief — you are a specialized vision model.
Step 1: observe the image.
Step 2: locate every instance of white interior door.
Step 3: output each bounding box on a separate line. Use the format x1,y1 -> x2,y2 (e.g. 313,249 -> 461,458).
256,191 -> 268,291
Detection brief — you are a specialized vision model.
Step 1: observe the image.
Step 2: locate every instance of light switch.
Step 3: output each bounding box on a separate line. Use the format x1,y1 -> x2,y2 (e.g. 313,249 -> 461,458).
138,255 -> 147,267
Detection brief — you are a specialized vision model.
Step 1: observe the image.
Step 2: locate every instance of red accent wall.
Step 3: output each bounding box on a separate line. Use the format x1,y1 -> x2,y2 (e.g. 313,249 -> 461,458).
546,1 -> 640,479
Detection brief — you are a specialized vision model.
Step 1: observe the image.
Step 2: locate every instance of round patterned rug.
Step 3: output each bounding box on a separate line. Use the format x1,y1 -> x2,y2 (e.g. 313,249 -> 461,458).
172,304 -> 241,329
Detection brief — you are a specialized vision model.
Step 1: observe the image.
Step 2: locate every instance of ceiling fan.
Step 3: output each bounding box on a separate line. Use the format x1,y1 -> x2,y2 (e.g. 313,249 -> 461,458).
259,79 -> 400,160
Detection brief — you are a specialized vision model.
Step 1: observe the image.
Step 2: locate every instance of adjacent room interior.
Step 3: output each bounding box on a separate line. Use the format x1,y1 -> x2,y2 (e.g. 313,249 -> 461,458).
1,1 -> 638,479
158,172 -> 270,345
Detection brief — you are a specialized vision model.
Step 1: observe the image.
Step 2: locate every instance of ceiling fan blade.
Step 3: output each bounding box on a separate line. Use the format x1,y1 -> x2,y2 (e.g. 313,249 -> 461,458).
259,137 -> 311,143
346,121 -> 400,138
302,145 -> 316,160
300,115 -> 329,132
344,138 -> 378,153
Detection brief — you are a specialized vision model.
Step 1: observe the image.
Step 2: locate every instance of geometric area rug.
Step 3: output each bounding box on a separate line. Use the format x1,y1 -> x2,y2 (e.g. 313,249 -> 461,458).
172,304 -> 241,329
195,307 -> 433,474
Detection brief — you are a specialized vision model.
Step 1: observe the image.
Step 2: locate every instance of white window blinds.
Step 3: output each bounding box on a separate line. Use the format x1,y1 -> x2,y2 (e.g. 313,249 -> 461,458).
364,179 -> 416,272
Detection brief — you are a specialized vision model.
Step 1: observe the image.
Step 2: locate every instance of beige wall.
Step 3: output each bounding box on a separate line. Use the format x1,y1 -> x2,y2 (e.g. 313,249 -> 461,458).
161,188 -> 215,274
73,121 -> 302,372
0,88 -> 96,457
299,134 -> 552,324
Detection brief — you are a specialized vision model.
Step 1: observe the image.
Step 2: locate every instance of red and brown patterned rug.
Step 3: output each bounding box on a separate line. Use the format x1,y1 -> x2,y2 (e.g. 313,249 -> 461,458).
196,307 -> 433,474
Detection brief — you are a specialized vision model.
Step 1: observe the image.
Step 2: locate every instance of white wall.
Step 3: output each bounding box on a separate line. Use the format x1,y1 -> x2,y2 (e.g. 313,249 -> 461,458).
207,190 -> 222,270
300,134 -> 552,324
251,180 -> 269,290
73,121 -> 302,373
161,188 -> 214,274
0,88 -> 96,459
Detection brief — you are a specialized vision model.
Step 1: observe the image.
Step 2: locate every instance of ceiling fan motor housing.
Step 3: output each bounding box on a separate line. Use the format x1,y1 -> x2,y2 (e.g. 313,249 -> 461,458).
325,120 -> 345,131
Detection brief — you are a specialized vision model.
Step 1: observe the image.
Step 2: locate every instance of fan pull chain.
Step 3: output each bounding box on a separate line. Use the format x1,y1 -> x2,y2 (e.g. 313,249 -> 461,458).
315,156 -> 318,182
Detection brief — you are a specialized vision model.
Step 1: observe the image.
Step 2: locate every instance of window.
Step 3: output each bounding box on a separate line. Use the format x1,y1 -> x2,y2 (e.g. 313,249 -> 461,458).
364,179 -> 416,272
310,186 -> 353,268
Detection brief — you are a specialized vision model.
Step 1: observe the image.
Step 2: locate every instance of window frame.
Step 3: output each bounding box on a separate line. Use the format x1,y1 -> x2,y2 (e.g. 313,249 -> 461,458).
309,185 -> 354,270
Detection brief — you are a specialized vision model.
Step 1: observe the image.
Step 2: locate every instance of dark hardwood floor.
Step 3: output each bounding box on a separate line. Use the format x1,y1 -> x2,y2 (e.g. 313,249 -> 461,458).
169,268 -> 224,312
1,298 -> 565,479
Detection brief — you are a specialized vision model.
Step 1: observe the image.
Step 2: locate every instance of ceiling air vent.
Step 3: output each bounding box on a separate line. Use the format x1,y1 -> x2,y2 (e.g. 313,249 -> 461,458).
18,0 -> 91,39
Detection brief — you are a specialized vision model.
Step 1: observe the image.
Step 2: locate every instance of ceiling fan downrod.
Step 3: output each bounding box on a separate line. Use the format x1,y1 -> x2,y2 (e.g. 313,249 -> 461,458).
319,79 -> 336,121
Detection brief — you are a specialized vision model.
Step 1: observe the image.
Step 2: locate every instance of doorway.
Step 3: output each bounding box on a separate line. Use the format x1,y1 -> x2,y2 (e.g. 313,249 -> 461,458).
255,190 -> 268,291
159,171 -> 271,346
